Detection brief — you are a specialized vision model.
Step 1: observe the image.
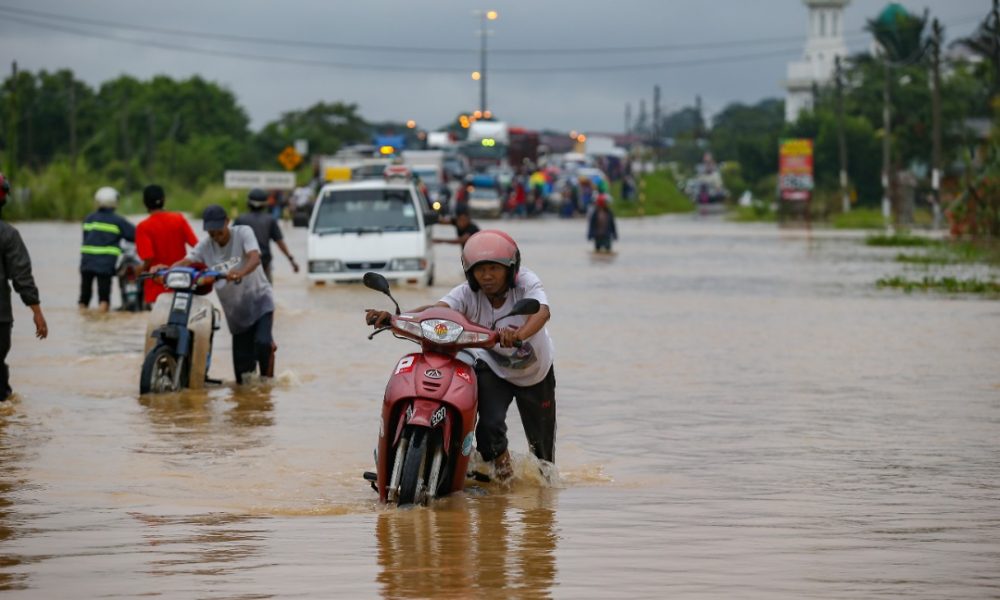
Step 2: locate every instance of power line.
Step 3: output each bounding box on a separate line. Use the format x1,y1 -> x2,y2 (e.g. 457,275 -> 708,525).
0,12 -> 807,73
0,3 -> 986,57
0,8 -> 987,74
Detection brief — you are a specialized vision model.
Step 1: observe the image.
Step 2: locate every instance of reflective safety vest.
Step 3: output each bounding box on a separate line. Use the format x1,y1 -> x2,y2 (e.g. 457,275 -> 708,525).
80,209 -> 136,274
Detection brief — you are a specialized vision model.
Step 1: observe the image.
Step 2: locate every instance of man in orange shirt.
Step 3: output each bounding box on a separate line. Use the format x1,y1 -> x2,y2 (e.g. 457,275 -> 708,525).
135,185 -> 198,307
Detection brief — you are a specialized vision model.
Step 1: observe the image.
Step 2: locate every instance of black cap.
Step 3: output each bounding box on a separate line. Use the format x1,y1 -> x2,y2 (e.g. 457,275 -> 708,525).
202,204 -> 228,231
143,184 -> 165,210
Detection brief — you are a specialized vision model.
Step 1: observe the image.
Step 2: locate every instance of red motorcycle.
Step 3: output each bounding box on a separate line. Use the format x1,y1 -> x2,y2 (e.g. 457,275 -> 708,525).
361,272 -> 539,506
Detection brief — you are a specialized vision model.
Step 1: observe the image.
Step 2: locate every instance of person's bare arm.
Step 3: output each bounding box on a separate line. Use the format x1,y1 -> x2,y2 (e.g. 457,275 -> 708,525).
498,304 -> 550,347
275,239 -> 299,272
364,302 -> 450,327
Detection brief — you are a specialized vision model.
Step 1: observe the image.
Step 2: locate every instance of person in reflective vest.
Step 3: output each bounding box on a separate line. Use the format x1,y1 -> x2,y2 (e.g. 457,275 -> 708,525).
79,186 -> 135,312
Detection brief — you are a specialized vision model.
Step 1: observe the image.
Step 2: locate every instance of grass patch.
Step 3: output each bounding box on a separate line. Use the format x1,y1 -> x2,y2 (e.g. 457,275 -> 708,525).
729,204 -> 777,222
865,233 -> 940,247
893,240 -> 1000,266
832,208 -> 887,230
613,170 -> 694,217
894,252 -> 954,265
876,276 -> 1000,294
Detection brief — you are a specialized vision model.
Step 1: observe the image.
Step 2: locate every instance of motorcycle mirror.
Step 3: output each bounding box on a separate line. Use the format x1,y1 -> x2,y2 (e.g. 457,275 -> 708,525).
494,298 -> 540,326
363,272 -> 390,294
363,272 -> 401,315
509,298 -> 540,316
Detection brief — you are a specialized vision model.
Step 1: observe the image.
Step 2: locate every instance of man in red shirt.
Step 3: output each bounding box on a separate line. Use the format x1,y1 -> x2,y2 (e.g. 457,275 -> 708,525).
135,185 -> 198,307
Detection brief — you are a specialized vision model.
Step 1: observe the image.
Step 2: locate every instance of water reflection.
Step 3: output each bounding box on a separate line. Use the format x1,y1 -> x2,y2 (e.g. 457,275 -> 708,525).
131,512 -> 269,581
136,385 -> 275,457
376,490 -> 559,599
0,412 -> 28,591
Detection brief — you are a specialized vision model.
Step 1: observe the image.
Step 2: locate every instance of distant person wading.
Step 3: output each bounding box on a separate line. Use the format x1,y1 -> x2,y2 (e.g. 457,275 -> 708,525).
235,188 -> 298,282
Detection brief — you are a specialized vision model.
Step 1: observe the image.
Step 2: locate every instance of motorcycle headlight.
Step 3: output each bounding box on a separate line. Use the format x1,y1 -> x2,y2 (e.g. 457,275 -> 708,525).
421,319 -> 463,344
309,259 -> 344,273
389,258 -> 425,271
164,271 -> 192,290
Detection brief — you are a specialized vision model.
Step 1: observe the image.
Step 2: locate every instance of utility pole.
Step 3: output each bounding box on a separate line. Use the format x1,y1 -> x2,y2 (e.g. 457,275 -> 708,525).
652,85 -> 661,165
930,18 -> 943,229
835,56 -> 850,213
6,61 -> 17,182
120,97 -> 132,192
881,60 -> 892,227
68,81 -> 77,172
625,102 -> 632,139
146,109 -> 156,175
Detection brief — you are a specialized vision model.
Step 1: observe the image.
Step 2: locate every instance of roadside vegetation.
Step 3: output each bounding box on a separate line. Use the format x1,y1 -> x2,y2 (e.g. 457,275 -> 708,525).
611,170 -> 693,217
876,275 -> 1000,294
0,71 -> 387,221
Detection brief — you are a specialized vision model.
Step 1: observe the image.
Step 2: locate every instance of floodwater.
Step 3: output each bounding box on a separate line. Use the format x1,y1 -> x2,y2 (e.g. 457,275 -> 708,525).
0,215 -> 998,599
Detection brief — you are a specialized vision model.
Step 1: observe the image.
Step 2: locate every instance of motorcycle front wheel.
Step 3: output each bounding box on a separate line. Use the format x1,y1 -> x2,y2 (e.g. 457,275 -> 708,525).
397,428 -> 428,505
139,344 -> 186,394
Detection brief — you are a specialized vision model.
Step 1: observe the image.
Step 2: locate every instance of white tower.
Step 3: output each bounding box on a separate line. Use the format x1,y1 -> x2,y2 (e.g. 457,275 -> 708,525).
785,0 -> 851,123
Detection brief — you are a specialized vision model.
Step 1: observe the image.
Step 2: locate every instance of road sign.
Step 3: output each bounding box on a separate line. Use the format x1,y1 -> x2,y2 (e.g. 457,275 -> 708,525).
278,146 -> 303,171
224,170 -> 296,190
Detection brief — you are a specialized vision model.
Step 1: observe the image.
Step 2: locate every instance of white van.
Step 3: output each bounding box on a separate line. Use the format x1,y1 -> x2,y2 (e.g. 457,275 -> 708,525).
307,180 -> 436,285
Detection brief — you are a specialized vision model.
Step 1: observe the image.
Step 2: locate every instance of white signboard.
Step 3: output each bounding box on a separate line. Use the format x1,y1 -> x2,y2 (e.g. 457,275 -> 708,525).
294,139 -> 309,156
224,170 -> 296,190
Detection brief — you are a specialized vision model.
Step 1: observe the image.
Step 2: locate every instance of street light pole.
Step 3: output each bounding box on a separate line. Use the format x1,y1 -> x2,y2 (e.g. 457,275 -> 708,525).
480,12 -> 487,113
476,10 -> 497,114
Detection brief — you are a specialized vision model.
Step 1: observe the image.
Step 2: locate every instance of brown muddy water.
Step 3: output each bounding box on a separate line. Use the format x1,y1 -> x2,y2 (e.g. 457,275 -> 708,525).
0,215 -> 997,599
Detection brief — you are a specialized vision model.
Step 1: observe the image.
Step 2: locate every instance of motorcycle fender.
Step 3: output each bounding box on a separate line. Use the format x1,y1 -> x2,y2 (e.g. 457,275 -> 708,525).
144,294 -> 173,356
186,296 -> 215,389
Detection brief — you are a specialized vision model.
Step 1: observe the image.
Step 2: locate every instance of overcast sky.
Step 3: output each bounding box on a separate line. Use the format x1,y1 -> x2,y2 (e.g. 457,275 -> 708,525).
0,0 -> 990,134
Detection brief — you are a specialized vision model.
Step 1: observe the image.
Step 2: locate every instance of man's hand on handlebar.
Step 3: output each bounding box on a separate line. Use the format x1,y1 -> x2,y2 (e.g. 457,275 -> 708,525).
365,309 -> 392,328
498,327 -> 522,348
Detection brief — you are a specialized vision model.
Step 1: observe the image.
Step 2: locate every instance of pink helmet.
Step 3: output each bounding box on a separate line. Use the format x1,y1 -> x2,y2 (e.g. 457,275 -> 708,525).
461,230 -> 520,291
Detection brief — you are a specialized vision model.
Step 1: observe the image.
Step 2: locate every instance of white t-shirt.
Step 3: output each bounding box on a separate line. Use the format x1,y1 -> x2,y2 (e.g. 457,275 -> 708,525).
440,267 -> 554,387
187,225 -> 274,335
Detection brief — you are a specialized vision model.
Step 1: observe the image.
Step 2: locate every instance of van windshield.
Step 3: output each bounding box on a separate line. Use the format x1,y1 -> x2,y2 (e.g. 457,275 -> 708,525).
313,189 -> 419,234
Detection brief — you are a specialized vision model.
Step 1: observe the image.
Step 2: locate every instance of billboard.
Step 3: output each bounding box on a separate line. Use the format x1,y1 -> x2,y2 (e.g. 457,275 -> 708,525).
779,139 -> 814,201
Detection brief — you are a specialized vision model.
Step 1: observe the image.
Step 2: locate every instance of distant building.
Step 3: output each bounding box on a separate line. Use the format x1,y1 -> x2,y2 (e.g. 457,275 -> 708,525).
785,0 -> 851,123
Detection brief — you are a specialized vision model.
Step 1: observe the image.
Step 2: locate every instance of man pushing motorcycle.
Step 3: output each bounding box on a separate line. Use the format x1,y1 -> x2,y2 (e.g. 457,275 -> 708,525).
366,230 -> 556,482
156,204 -> 276,384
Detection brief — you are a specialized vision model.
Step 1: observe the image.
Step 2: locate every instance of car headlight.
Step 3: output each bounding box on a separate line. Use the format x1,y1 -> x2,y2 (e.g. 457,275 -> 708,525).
165,271 -> 192,290
389,258 -> 426,271
309,259 -> 343,273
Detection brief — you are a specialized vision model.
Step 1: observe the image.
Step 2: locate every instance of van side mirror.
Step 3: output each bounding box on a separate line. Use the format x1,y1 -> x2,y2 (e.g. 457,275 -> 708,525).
424,211 -> 439,225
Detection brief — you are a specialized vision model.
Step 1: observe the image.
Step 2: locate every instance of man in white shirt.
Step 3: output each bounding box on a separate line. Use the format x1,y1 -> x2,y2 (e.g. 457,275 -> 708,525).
168,204 -> 276,384
366,230 -> 556,482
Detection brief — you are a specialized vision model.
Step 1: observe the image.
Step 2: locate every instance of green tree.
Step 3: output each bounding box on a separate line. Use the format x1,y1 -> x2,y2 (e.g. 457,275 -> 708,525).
709,99 -> 785,186
256,101 -> 368,166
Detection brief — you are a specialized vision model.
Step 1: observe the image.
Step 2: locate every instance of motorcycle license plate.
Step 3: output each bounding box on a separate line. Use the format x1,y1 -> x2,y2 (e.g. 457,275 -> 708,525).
172,293 -> 190,312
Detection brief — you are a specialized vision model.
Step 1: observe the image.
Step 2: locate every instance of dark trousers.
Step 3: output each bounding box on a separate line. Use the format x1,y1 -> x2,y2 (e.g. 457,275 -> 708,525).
0,322 -> 11,399
594,236 -> 613,251
261,254 -> 273,283
232,311 -> 274,384
79,270 -> 112,306
474,364 -> 556,463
